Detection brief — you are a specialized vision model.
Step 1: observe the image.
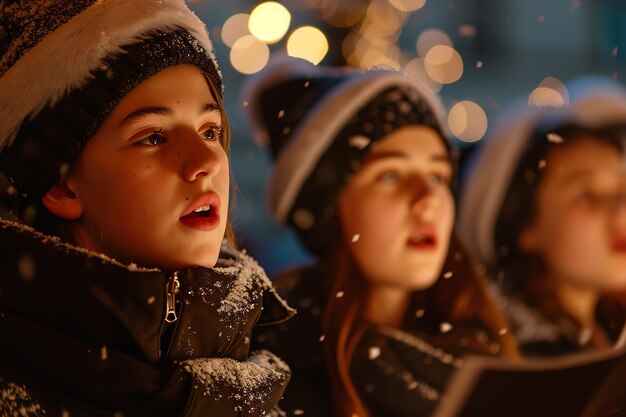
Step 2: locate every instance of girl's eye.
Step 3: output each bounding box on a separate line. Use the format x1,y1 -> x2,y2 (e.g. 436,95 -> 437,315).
136,130 -> 166,146
577,190 -> 593,201
202,125 -> 223,142
427,174 -> 443,187
376,170 -> 399,183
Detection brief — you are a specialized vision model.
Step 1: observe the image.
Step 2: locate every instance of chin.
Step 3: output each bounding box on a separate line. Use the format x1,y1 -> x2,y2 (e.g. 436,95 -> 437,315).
404,273 -> 440,291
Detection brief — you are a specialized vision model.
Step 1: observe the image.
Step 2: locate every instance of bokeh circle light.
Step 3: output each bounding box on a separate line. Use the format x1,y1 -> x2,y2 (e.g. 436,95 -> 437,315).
230,35 -> 270,74
424,45 -> 463,84
448,101 -> 488,142
388,0 -> 427,12
287,26 -> 329,64
221,14 -> 250,47
248,2 -> 291,44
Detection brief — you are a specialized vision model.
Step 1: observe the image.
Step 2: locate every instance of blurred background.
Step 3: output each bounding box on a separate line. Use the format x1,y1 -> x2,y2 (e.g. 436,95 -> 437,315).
185,0 -> 626,275
3,0 -> 626,275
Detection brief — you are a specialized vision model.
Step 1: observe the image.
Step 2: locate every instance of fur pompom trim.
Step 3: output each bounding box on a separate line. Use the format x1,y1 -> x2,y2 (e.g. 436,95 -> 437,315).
0,0 -> 219,152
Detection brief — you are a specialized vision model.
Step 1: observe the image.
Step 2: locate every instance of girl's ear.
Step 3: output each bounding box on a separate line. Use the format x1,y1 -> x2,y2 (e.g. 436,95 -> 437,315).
41,177 -> 83,220
518,222 -> 540,253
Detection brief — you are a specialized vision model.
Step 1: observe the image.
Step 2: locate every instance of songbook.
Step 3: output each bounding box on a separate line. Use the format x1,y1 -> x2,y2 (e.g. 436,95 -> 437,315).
431,325 -> 626,417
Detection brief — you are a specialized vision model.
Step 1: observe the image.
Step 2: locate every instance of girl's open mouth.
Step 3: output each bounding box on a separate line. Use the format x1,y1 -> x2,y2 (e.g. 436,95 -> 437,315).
180,193 -> 221,231
407,225 -> 438,250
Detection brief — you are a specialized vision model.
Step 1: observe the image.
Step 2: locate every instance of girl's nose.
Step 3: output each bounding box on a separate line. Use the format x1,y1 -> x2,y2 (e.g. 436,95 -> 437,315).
179,130 -> 224,182
410,180 -> 438,222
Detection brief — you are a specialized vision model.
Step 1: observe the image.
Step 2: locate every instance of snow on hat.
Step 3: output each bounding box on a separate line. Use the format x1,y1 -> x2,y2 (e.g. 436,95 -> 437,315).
0,0 -> 221,209
242,56 -> 450,258
458,76 -> 626,269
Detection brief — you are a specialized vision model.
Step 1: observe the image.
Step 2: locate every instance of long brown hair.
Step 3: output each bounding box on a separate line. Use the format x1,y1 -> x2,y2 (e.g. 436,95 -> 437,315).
322,233 -> 518,417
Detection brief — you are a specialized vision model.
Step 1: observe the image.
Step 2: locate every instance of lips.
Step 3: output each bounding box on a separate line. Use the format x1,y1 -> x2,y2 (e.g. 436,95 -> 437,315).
407,224 -> 437,250
180,192 -> 221,231
613,238 -> 626,252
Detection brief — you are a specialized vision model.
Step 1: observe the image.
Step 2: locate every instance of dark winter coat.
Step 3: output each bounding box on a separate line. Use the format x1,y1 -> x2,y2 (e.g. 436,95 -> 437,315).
253,265 -> 500,417
0,219 -> 295,417
252,265 -> 333,417
504,294 -> 626,356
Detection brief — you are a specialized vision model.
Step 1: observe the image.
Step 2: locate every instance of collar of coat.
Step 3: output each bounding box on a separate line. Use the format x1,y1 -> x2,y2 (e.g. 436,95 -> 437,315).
0,218 -> 294,362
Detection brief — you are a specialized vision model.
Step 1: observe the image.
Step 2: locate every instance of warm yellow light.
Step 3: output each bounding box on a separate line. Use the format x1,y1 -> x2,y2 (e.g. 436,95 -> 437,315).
322,3 -> 366,28
528,77 -> 569,107
387,0 -> 427,12
359,47 -> 400,69
230,35 -> 270,74
458,24 -> 477,37
424,45 -> 463,84
286,26 -> 329,65
404,58 -> 442,93
528,87 -> 566,107
221,14 -> 250,47
448,101 -> 488,142
364,2 -> 405,37
248,2 -> 291,44
416,28 -> 452,57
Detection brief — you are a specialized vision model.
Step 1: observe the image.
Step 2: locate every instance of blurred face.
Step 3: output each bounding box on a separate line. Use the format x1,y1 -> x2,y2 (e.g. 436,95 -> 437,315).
520,137 -> 626,292
338,125 -> 454,290
66,64 -> 229,269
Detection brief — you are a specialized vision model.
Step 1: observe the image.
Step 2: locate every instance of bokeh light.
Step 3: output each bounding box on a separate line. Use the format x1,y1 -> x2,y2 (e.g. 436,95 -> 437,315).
230,35 -> 270,74
528,77 -> 569,107
404,58 -> 442,93
416,28 -> 452,57
448,101 -> 488,142
387,0 -> 427,12
321,1 -> 366,27
248,1 -> 291,44
221,13 -> 250,47
424,45 -> 463,84
287,26 -> 329,64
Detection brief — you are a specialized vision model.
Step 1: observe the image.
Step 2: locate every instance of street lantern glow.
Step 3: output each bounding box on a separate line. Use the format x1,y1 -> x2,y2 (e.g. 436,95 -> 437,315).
424,45 -> 463,84
448,101 -> 488,142
287,26 -> 329,64
248,1 -> 291,44
221,14 -> 250,47
404,58 -> 442,93
528,77 -> 569,108
230,35 -> 270,74
388,0 -> 427,12
416,28 -> 452,57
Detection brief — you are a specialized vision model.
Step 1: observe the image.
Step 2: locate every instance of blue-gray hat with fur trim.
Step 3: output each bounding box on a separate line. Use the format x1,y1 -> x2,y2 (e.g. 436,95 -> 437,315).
242,56 -> 451,258
0,0 -> 222,213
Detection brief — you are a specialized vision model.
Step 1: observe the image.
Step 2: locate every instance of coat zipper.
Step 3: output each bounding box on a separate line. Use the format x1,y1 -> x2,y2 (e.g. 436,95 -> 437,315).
165,272 -> 180,323
159,272 -> 180,360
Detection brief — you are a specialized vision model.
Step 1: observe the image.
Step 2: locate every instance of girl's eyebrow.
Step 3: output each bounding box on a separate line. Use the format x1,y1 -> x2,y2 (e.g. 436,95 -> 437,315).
118,106 -> 172,128
363,151 -> 451,165
118,103 -> 221,128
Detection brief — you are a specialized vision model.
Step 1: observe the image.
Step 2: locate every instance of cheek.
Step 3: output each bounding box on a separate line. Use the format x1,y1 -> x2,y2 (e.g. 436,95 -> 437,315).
79,157 -> 168,221
541,210 -> 606,269
340,193 -> 401,247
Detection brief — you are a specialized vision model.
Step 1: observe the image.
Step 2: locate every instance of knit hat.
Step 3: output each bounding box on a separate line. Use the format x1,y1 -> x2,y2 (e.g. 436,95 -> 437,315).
242,56 -> 450,258
458,76 -> 626,270
0,0 -> 221,212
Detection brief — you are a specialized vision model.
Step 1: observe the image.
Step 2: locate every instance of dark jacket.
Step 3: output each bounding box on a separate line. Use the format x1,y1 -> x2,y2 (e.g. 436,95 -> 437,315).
253,265 -> 499,417
504,294 -> 626,356
0,219 -> 295,417
252,265 -> 333,417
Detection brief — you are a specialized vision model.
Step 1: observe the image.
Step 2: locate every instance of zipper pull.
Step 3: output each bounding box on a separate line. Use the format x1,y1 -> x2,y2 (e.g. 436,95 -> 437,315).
165,272 -> 180,323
